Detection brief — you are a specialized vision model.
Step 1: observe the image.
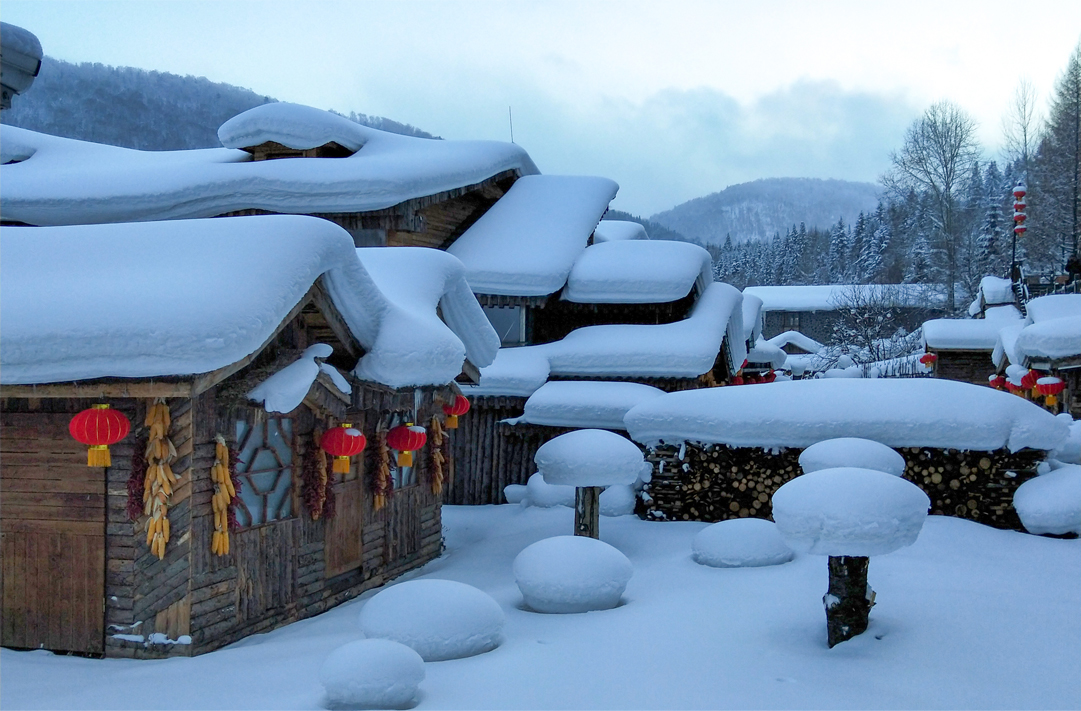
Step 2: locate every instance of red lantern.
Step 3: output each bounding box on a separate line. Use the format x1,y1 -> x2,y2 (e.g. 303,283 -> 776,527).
988,374 -> 1006,389
387,424 -> 426,467
1005,381 -> 1023,395
1013,185 -> 1026,199
69,404 -> 131,467
321,424 -> 367,474
1013,213 -> 1027,224
1036,377 -> 1065,406
762,370 -> 777,383
1021,370 -> 1041,390
1014,224 -> 1027,234
1014,201 -> 1026,211
442,395 -> 471,429
919,353 -> 938,366
729,375 -> 744,386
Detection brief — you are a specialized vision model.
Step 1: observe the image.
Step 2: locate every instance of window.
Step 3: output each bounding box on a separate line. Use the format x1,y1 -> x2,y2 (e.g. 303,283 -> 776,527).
783,312 -> 802,330
234,416 -> 295,527
483,305 -> 525,345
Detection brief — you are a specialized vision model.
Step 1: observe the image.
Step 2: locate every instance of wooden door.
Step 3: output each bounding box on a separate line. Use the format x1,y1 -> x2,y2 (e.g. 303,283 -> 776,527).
324,479 -> 363,578
1,412 -> 106,655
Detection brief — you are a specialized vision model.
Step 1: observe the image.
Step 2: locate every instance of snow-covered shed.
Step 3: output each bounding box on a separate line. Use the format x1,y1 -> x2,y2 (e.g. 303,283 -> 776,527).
922,303 -> 1025,385
623,378 -> 1067,528
995,294 -> 1081,417
0,102 -> 539,249
0,215 -> 494,658
744,284 -> 944,343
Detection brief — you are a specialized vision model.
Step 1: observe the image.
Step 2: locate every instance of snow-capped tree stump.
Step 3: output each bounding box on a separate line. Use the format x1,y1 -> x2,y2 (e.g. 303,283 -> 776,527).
825,555 -> 874,648
772,466 -> 929,648
535,430 -> 644,539
575,486 -> 602,538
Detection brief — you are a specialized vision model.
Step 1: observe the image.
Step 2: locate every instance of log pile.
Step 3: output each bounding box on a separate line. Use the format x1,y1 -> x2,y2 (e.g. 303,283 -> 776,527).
642,442 -> 1044,531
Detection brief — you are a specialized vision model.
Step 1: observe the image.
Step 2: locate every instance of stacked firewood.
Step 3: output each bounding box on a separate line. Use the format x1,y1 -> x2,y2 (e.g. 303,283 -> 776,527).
642,442 -> 1044,531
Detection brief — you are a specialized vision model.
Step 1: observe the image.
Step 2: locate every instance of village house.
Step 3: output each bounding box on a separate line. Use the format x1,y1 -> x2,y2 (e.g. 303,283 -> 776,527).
0,215 -> 499,658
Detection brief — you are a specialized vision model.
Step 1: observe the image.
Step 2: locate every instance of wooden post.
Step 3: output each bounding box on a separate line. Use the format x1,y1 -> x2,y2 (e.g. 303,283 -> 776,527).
574,486 -> 601,538
824,555 -> 875,648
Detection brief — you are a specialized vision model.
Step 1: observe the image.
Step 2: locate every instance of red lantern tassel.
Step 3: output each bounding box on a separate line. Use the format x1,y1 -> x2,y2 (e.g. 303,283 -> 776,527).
332,455 -> 351,474
446,414 -> 459,429
88,444 -> 111,467
398,450 -> 414,467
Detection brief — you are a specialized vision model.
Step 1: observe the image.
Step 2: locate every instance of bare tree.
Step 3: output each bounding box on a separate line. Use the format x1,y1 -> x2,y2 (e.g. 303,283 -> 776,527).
884,101 -> 981,310
1002,79 -> 1042,171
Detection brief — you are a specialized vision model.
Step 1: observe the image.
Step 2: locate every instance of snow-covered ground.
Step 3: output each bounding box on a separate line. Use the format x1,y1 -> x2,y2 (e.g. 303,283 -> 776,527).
2,505 -> 1078,710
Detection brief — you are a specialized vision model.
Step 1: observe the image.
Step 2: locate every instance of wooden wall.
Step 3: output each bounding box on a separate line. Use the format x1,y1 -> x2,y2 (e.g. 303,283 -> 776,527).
931,349 -> 995,385
529,291 -> 698,346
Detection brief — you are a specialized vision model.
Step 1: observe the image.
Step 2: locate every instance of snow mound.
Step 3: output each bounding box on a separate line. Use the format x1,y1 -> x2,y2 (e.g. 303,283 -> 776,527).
593,220 -> 647,242
504,484 -> 528,504
513,536 -> 633,613
248,344 -> 333,413
692,518 -> 795,568
599,484 -> 637,517
1014,465 -> 1081,536
320,638 -> 424,710
772,467 -> 930,556
1051,415 -> 1080,464
358,579 -> 504,661
525,473 -> 575,508
535,429 -> 644,487
562,240 -> 713,304
219,102 -> 368,152
520,381 -> 665,430
799,438 -> 906,477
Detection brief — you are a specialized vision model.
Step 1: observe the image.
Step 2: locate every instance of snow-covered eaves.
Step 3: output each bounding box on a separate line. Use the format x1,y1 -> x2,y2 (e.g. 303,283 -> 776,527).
746,339 -> 787,369
516,381 -> 666,430
446,175 -> 619,296
743,284 -> 941,312
0,115 -> 538,226
624,378 -> 1067,453
741,293 -> 764,343
467,282 -> 746,396
562,240 -> 712,304
766,330 -> 824,354
593,220 -> 648,243
923,310 -> 1025,352
354,247 -> 500,373
218,102 -> 367,152
0,216 -> 474,389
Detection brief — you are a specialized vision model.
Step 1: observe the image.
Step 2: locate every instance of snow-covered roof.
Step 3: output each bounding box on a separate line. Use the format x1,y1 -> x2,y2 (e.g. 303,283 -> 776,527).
466,282 -> 745,396
593,220 -> 648,242
741,293 -> 764,343
446,175 -> 619,296
354,247 -> 500,373
924,317 -> 1022,351
746,339 -> 787,368
624,378 -> 1067,453
978,276 -> 1015,306
1016,315 -> 1081,361
516,381 -> 666,430
766,330 -> 824,354
743,284 -> 939,312
562,240 -> 713,304
0,117 -> 538,226
991,294 -> 1081,367
218,102 -> 367,152
0,216 -> 477,389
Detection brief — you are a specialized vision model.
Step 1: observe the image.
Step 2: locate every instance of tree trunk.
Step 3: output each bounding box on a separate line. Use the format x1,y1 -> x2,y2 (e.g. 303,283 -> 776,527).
824,555 -> 875,648
574,486 -> 601,539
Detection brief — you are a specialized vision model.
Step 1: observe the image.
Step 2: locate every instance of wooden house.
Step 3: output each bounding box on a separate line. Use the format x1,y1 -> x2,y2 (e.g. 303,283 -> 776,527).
0,216 -> 495,658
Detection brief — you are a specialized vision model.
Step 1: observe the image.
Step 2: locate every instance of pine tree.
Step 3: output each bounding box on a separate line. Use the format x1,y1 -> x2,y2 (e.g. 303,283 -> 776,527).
828,218 -> 848,282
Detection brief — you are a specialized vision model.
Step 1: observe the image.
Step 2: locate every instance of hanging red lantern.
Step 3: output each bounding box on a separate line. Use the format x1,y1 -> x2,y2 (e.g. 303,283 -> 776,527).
442,395 -> 471,429
320,424 -> 367,474
1013,213 -> 1027,224
729,375 -> 744,386
919,353 -> 938,366
69,404 -> 131,467
1005,381 -> 1024,395
387,423 -> 426,467
1021,369 -> 1042,390
1013,185 -> 1026,199
1014,201 -> 1026,211
1036,377 -> 1065,406
1014,224 -> 1027,234
988,374 -> 1007,389
762,370 -> 777,383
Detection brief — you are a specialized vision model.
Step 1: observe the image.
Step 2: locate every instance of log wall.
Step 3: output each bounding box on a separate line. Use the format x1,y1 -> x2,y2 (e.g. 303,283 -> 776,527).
931,349 -> 996,385
642,442 -> 1045,531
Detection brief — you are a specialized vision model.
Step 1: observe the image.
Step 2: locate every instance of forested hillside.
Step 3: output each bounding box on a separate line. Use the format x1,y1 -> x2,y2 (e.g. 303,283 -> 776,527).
1,57 -> 436,150
650,178 -> 880,245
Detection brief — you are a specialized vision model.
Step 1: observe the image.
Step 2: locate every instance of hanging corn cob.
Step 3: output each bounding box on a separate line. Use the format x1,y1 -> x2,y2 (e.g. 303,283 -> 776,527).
143,398 -> 176,560
374,429 -> 392,511
430,416 -> 445,496
211,435 -> 236,555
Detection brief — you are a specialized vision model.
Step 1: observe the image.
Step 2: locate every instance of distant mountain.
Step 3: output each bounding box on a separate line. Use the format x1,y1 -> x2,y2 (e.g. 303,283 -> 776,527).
649,178 -> 880,245
1,57 -> 437,151
603,209 -> 691,243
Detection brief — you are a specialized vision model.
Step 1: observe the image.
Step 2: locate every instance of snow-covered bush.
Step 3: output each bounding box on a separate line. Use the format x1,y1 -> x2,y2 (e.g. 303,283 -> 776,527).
692,518 -> 794,568
513,535 -> 633,613
320,639 -> 424,709
799,438 -> 906,477
358,579 -> 504,661
1014,464 -> 1081,536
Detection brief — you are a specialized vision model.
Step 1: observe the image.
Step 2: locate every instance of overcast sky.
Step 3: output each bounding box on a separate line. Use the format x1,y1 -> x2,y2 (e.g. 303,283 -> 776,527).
4,1 -> 1080,215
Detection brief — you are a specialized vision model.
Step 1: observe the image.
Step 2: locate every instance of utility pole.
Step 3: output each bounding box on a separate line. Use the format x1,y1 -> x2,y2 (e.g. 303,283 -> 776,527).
508,106 -> 514,143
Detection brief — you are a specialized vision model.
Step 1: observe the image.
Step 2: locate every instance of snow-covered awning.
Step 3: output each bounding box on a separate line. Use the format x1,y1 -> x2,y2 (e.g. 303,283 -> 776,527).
743,284 -> 941,312
562,240 -> 712,304
514,381 -> 666,430
767,330 -> 824,354
624,378 -> 1068,453
0,108 -> 538,226
466,282 -> 746,397
0,216 -> 479,389
593,220 -> 648,243
446,175 -> 619,296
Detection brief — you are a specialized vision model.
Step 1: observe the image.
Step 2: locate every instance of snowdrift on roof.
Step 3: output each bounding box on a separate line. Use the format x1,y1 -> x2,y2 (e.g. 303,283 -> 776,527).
0,120 -> 538,225
562,240 -> 713,304
218,102 -> 368,151
518,381 -> 666,430
743,284 -> 939,311
447,175 -> 618,296
593,220 -> 648,242
624,378 -> 1067,453
0,216 -> 474,388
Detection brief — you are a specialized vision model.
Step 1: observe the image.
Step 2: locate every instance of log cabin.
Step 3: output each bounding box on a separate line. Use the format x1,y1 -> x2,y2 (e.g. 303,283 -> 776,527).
0,215 -> 498,658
